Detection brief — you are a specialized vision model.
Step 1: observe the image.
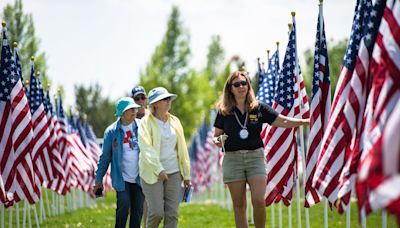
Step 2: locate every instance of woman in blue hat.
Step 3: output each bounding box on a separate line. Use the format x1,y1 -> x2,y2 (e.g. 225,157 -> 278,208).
94,97 -> 145,228
138,87 -> 191,228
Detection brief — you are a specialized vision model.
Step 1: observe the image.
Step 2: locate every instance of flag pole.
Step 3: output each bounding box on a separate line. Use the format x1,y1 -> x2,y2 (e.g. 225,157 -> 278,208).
32,204 -> 39,228
291,10 -> 303,228
1,204 -> 4,228
8,206 -> 12,228
318,1 -> 329,227
278,201 -> 282,228
16,203 -> 20,228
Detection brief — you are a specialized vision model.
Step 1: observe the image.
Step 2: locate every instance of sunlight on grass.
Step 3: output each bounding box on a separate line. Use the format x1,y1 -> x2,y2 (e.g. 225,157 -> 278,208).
2,189 -> 398,228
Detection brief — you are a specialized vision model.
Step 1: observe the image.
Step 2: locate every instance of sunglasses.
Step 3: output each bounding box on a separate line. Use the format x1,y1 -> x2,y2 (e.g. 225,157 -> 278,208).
134,96 -> 147,101
161,97 -> 171,101
232,80 -> 248,88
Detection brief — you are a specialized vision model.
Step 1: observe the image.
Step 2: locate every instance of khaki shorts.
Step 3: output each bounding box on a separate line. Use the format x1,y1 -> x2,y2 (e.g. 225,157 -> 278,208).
222,148 -> 266,183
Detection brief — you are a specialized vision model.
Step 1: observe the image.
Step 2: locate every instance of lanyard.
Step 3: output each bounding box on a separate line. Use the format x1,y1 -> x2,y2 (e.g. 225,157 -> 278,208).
234,110 -> 248,129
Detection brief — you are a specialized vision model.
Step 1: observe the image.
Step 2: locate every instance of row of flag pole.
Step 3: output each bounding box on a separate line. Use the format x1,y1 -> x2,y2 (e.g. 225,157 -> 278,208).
0,21 -> 112,210
189,0 -> 399,224
256,0 -> 399,222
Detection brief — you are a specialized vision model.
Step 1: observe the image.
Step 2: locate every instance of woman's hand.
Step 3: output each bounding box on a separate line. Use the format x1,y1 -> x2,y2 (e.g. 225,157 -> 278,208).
213,127 -> 225,148
213,137 -> 223,147
158,170 -> 169,181
272,115 -> 310,128
93,183 -> 103,195
183,180 -> 192,189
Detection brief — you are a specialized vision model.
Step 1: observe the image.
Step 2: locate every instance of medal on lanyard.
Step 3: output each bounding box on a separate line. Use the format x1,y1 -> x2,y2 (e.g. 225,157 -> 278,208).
234,111 -> 249,140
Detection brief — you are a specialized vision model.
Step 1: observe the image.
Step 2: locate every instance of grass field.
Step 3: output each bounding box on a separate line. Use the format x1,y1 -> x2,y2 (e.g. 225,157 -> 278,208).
1,190 -> 398,227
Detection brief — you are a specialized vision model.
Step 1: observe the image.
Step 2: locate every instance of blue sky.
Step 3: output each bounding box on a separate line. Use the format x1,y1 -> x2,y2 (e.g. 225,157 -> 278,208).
0,0 -> 356,106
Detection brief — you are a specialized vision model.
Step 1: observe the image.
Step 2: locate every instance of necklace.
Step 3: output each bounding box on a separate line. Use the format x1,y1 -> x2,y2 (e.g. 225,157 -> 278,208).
234,110 -> 249,140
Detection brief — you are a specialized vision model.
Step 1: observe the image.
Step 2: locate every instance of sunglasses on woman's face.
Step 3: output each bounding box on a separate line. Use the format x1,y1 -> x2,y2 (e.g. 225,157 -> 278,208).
134,96 -> 147,101
161,97 -> 171,101
232,80 -> 248,88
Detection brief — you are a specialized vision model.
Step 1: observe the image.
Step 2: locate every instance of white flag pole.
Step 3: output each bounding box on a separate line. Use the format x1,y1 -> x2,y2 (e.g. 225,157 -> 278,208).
279,201 -> 282,228
39,198 -> 44,223
16,203 -> 20,228
382,210 -> 387,228
0,204 -> 4,228
27,202 -> 31,228
31,204 -> 39,228
23,202 -> 27,228
44,190 -> 50,217
8,206 -> 12,228
324,199 -> 328,228
346,203 -> 351,228
288,204 -> 292,228
271,204 -> 275,228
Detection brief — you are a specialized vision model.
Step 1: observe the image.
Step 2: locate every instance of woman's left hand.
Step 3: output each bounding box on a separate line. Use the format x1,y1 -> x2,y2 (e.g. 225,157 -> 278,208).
183,180 -> 192,189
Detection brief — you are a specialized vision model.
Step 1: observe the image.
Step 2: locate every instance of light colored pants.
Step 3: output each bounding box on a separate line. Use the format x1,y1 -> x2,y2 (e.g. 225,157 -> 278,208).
141,172 -> 182,228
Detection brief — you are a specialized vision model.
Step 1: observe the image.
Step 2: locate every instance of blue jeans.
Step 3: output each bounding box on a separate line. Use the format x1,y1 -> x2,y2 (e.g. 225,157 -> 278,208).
115,182 -> 144,228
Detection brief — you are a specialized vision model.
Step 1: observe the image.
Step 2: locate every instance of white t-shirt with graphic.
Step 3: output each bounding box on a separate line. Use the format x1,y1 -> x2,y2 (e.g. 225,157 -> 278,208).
121,122 -> 139,183
156,118 -> 179,174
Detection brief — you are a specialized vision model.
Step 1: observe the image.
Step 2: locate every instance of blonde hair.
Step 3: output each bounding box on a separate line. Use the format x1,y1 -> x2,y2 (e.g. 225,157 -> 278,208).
216,71 -> 259,116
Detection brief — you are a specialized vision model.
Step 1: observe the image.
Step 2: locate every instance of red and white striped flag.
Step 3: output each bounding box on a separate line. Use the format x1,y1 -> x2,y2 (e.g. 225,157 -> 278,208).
0,30 -> 17,205
357,0 -> 400,219
312,0 -> 376,211
47,94 -> 71,194
0,26 -> 38,206
264,15 -> 309,206
202,129 -> 220,191
42,91 -> 65,192
305,2 -> 331,208
28,63 -> 54,189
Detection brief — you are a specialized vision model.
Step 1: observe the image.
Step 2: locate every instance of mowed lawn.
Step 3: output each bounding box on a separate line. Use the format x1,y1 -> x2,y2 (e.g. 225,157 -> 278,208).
3,190 -> 398,227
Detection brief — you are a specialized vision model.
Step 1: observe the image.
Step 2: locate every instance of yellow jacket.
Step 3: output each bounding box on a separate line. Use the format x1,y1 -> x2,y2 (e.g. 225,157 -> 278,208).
138,113 -> 191,184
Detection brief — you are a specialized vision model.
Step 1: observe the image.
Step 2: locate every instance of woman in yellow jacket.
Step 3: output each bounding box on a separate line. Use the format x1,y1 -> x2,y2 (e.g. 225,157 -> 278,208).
138,87 -> 191,228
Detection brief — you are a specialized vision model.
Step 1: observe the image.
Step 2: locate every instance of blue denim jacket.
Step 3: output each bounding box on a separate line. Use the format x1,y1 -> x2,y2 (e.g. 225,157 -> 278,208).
95,118 -> 141,191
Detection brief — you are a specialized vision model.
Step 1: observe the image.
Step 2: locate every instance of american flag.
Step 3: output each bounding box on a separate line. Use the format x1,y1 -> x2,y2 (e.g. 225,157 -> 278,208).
304,2 -> 331,208
264,17 -> 309,206
67,112 -> 93,192
77,116 -> 97,193
48,93 -> 70,194
28,63 -> 54,188
188,131 -> 200,191
84,121 -> 101,169
312,0 -> 379,212
259,47 -> 280,140
42,91 -> 65,191
357,0 -> 400,218
84,121 -> 102,195
192,120 -> 210,193
0,27 -> 16,206
0,26 -> 38,206
257,57 -> 266,93
201,110 -> 220,191
256,49 -> 280,106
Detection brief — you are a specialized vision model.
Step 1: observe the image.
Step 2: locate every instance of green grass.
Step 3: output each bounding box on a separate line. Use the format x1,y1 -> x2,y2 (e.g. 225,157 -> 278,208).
1,190 -> 398,227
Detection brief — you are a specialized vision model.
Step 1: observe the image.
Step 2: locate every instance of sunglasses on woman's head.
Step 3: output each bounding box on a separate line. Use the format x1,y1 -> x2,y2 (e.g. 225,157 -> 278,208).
232,80 -> 248,88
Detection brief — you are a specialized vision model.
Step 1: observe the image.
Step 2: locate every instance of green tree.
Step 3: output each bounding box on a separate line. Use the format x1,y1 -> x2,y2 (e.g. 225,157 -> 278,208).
74,83 -> 115,137
139,7 -> 232,137
2,0 -> 48,87
139,6 -> 197,137
303,38 -> 347,99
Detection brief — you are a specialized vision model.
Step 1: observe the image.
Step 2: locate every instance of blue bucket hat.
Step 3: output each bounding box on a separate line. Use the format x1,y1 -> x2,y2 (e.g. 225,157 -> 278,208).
148,87 -> 177,105
131,85 -> 146,98
115,97 -> 141,117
